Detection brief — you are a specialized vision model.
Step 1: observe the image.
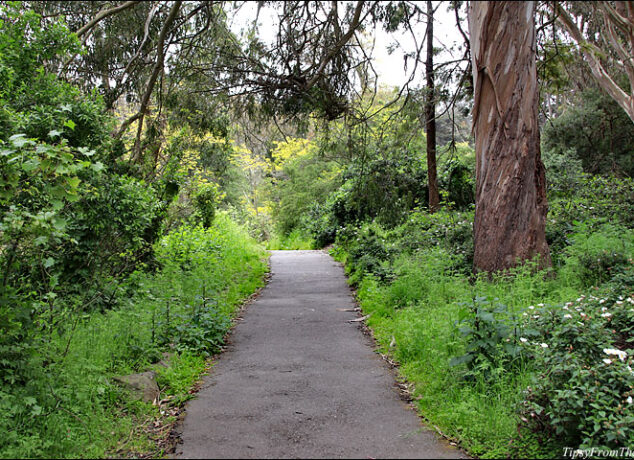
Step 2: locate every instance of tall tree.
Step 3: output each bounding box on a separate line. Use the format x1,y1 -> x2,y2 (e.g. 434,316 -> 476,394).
425,0 -> 439,213
469,1 -> 551,273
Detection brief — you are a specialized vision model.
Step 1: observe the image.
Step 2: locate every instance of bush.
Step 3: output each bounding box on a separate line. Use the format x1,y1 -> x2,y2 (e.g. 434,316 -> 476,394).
518,293 -> 634,449
335,222 -> 395,284
451,297 -> 531,381
0,215 -> 267,458
391,209 -> 474,274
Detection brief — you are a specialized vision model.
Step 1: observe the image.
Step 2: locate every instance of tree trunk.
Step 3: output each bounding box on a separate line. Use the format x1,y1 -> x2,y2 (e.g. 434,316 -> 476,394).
425,0 -> 439,213
469,1 -> 551,273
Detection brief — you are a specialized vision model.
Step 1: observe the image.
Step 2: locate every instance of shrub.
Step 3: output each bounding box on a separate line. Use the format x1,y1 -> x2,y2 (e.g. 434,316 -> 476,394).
451,297 -> 532,381
518,293 -> 634,449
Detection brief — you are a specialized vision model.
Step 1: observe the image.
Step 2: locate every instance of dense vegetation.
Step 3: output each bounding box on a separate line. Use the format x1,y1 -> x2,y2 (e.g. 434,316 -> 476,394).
0,4 -> 267,457
1,1 -> 633,458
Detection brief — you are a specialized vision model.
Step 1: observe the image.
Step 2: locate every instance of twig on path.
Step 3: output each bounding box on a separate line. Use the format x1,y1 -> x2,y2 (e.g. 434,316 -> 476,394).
348,314 -> 371,323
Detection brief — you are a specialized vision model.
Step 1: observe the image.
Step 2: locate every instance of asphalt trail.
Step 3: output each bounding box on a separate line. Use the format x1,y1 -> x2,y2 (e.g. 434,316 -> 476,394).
174,250 -> 465,459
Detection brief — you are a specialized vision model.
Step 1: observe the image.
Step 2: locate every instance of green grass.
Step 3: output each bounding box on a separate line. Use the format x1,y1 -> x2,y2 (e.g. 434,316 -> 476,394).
0,214 -> 268,458
334,247 -> 588,458
266,228 -> 314,250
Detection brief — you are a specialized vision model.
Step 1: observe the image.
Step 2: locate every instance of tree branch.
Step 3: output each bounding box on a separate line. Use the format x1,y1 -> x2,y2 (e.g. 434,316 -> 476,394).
75,1 -> 141,38
305,1 -> 366,90
115,1 -> 181,149
552,2 -> 634,122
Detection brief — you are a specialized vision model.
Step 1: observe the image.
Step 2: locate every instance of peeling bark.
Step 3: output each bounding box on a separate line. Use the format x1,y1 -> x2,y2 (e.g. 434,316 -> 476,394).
469,1 -> 551,273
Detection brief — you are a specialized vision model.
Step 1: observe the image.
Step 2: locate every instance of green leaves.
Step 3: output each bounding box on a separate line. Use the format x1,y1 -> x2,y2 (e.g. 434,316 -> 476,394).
43,257 -> 55,269
66,176 -> 81,189
518,293 -> 634,449
9,134 -> 33,148
450,297 -> 528,381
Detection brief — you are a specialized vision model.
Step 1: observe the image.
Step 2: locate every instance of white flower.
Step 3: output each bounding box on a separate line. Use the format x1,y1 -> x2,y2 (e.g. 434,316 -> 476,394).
601,307 -> 608,312
603,358 -> 612,365
564,314 -> 572,319
540,343 -> 548,348
627,396 -> 633,404
520,337 -> 528,343
601,312 -> 612,318
599,299 -> 606,304
565,302 -> 573,307
603,348 -> 627,361
616,301 -> 624,305
537,303 -> 544,307
563,305 -> 569,311
528,306 -> 535,310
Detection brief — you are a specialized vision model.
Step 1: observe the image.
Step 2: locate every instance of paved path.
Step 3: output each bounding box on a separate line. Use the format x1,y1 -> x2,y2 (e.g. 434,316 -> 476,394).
174,250 -> 464,459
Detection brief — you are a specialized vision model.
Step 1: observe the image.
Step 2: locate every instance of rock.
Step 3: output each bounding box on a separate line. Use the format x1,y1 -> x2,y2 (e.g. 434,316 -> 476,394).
113,371 -> 160,404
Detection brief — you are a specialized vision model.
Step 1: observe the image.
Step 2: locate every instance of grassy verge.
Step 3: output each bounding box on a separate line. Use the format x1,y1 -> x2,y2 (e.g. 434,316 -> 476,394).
331,212 -> 634,458
0,214 -> 268,458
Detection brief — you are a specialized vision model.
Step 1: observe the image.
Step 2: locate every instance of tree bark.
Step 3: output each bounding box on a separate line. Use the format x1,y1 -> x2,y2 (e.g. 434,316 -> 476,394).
425,0 -> 439,213
469,1 -> 551,273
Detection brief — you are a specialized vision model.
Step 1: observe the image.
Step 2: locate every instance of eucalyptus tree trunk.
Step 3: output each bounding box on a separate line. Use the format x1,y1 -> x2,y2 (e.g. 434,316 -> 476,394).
468,1 -> 551,273
425,0 -> 439,213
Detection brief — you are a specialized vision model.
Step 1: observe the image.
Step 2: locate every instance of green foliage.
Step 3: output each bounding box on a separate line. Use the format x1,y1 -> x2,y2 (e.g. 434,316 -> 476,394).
155,351 -> 207,405
335,222 -> 395,284
0,3 -> 111,150
266,228 -> 314,250
0,215 -> 267,458
270,138 -> 341,237
333,201 -> 634,457
546,175 -> 634,267
193,183 -> 219,228
439,156 -> 475,209
391,209 -> 474,274
559,222 -> 634,289
519,293 -> 634,449
451,297 -> 529,381
542,88 -> 634,177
